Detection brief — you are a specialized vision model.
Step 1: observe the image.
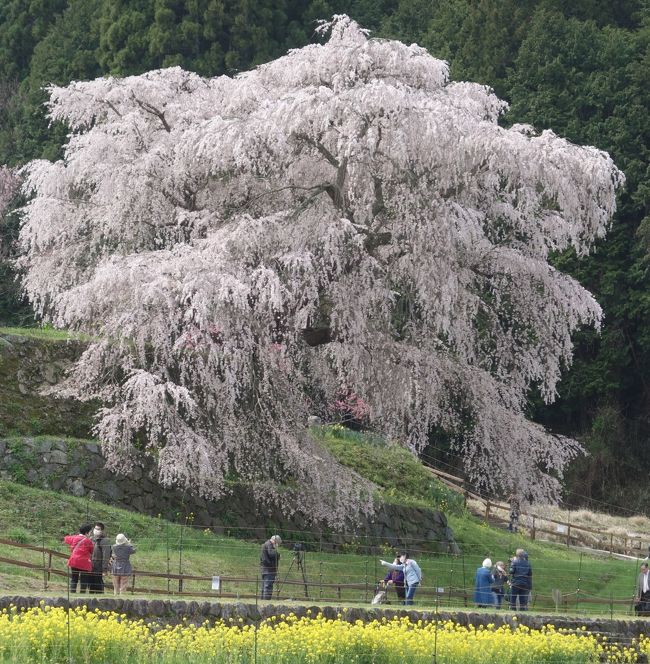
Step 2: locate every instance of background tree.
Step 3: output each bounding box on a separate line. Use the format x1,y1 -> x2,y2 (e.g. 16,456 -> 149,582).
18,17 -> 623,517
505,8 -> 650,505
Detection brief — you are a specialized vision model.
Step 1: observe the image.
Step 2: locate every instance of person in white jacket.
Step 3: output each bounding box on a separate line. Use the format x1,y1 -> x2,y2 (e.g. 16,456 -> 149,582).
380,552 -> 422,605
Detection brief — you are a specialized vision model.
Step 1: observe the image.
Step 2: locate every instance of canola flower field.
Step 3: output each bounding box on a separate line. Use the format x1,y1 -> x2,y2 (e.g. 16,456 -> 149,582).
0,604 -> 646,664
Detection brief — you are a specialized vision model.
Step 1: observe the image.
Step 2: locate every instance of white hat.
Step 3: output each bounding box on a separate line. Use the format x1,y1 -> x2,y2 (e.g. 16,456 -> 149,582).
482,558 -> 492,568
115,533 -> 129,545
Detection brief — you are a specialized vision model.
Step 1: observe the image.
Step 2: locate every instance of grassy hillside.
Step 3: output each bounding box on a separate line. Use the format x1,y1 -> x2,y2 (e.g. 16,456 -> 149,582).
0,477 -> 642,615
315,425 -> 464,514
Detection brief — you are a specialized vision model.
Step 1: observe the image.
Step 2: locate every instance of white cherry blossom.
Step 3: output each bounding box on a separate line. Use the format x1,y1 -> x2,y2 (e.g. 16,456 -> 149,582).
18,16 -> 624,520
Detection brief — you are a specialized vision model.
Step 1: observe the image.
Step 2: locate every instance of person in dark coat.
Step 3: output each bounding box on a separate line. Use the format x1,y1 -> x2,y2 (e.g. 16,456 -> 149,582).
63,523 -> 94,593
473,558 -> 495,608
491,561 -> 508,608
509,548 -> 532,610
382,556 -> 406,602
260,535 -> 282,600
507,492 -> 520,533
89,522 -> 111,594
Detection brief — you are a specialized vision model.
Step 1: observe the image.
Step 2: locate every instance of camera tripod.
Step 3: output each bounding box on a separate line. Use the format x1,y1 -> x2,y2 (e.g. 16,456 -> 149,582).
276,548 -> 309,599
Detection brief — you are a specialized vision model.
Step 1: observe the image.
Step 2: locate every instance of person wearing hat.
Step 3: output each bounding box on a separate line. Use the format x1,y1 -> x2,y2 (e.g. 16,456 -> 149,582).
110,533 -> 136,595
260,535 -> 282,599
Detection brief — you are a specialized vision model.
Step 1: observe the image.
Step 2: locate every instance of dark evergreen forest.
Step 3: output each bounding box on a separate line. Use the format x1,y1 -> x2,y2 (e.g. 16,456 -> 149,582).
0,0 -> 648,510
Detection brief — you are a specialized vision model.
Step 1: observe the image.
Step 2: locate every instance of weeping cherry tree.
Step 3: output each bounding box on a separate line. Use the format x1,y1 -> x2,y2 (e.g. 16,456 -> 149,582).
18,16 -> 624,523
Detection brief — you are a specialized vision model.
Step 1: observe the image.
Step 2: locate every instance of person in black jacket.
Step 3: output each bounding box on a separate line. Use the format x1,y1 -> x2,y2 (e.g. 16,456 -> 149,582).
491,561 -> 508,608
260,535 -> 282,600
89,522 -> 111,594
509,548 -> 532,610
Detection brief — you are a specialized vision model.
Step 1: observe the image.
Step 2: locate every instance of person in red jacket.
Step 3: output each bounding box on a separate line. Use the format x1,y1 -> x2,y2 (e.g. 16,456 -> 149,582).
63,524 -> 95,593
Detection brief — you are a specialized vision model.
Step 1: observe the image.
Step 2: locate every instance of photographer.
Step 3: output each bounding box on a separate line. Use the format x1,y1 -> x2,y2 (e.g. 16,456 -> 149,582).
260,535 -> 282,600
380,552 -> 422,605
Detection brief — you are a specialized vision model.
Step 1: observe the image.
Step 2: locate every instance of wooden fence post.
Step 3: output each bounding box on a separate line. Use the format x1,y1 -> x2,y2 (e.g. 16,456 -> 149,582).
484,500 -> 491,523
531,517 -> 536,541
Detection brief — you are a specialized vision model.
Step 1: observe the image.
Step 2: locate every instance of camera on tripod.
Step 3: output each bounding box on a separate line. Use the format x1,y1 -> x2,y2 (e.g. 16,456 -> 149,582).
277,541 -> 309,599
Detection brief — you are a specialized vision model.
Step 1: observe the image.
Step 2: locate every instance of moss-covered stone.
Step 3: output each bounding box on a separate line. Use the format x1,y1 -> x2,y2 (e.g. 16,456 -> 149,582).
0,332 -> 95,438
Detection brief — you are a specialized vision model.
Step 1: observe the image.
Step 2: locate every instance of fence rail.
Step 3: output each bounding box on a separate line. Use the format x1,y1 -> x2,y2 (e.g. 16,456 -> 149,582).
423,466 -> 649,556
0,538 -> 640,617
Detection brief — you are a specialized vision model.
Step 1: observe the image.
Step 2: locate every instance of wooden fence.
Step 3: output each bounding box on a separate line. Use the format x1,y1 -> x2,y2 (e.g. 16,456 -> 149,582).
0,538 -> 638,616
424,466 -> 648,556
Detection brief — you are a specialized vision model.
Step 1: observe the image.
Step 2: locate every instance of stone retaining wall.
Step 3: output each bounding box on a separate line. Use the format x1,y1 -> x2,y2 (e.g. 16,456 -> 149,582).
0,436 -> 459,552
0,596 -> 646,638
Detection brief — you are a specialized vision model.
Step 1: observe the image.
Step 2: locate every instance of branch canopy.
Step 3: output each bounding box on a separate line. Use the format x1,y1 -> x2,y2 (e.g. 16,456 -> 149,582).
18,15 -> 624,519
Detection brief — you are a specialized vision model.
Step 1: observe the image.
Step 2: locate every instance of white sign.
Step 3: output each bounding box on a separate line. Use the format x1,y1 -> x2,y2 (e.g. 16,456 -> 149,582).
211,575 -> 221,591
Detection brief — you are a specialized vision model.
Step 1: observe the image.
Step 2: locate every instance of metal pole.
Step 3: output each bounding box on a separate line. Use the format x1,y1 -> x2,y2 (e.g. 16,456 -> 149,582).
448,555 -> 454,608
67,567 -> 72,664
166,522 -> 171,595
319,560 -> 324,600
364,557 -> 369,604
433,575 -> 439,664
178,517 -> 185,594
41,511 -> 47,591
461,553 -> 467,607
576,553 -> 582,612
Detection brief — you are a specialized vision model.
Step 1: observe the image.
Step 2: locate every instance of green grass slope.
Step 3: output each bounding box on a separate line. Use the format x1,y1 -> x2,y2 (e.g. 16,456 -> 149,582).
0,453 -> 642,614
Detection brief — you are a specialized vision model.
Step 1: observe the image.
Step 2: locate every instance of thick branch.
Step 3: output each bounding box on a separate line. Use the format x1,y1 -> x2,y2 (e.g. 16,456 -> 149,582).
133,97 -> 171,133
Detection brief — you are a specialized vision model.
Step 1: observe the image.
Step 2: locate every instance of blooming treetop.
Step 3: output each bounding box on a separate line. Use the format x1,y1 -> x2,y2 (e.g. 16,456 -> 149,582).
18,16 -> 623,522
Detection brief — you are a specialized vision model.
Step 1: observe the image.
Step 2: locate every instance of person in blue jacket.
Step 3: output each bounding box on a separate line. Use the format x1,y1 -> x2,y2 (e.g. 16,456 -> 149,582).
509,548 -> 532,610
473,558 -> 495,607
380,552 -> 422,605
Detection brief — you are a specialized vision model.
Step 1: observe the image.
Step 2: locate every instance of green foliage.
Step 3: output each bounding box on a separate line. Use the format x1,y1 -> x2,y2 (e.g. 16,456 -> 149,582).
0,0 -> 68,81
96,0 -> 325,77
6,526 -> 30,544
315,425 -> 464,514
